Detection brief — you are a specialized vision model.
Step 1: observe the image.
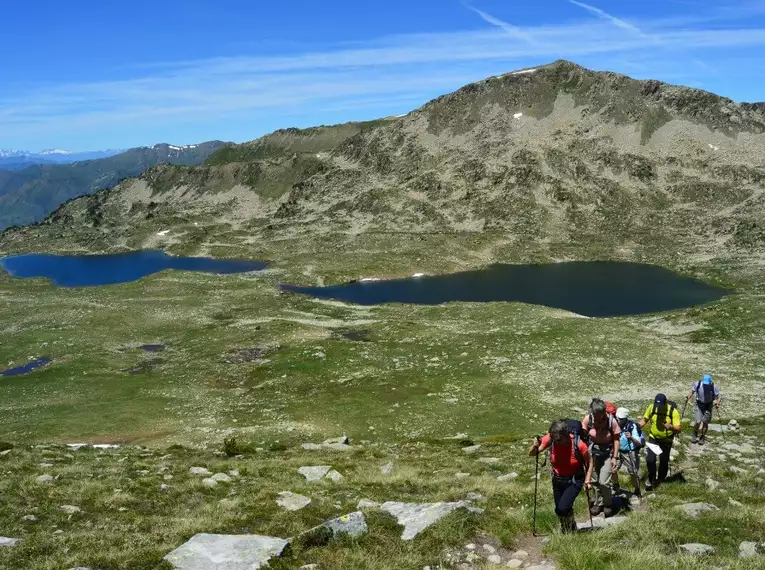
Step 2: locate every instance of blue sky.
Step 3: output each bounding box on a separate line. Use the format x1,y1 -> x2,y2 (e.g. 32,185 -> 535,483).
2,0 -> 765,151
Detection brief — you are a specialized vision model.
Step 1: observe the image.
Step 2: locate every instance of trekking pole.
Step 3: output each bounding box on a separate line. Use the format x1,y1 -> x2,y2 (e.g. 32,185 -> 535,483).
717,405 -> 726,442
532,442 -> 540,537
584,484 -> 594,530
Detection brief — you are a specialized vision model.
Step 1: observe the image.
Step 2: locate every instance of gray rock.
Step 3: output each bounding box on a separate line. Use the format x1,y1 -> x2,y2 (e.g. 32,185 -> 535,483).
506,560 -> 524,568
301,443 -> 324,450
298,511 -> 367,542
723,443 -> 755,454
201,478 -> 218,488
276,491 -> 311,511
380,501 -> 471,540
477,457 -> 500,464
488,554 -> 502,564
164,533 -> 289,569
37,474 -> 54,484
739,541 -> 764,558
380,462 -> 394,475
228,469 -> 240,478
0,537 -> 20,548
465,492 -> 486,502
299,466 -> 332,482
22,515 -> 38,522
675,502 -> 719,518
357,498 -> 380,509
706,478 -> 720,491
211,472 -> 232,483
325,469 -> 344,482
729,498 -> 744,507
324,442 -> 353,451
513,550 -> 529,559
527,564 -> 556,570
323,435 -> 349,445
680,543 -> 715,556
482,544 -> 496,553
462,444 -> 481,454
497,472 -> 519,482
455,472 -> 471,479
189,467 -> 212,476
729,466 -> 747,474
577,516 -> 628,530
160,484 -> 170,492
60,505 -> 82,514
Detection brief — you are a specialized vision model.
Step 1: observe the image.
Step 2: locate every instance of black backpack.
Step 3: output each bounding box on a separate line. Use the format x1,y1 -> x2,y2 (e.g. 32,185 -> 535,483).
564,418 -> 586,463
696,381 -> 716,404
649,400 -> 677,430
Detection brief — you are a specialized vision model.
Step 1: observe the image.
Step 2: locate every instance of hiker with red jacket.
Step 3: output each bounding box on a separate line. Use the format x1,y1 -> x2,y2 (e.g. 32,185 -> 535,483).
529,420 -> 592,533
581,399 -> 621,517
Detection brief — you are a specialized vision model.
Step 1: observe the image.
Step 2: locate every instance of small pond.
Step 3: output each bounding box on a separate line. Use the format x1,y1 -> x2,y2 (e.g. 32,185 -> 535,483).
281,261 -> 731,318
0,250 -> 266,287
1,357 -> 52,377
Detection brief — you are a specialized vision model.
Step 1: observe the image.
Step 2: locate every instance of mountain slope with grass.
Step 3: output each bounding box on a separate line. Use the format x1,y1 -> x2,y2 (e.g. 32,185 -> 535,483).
0,141 -> 225,231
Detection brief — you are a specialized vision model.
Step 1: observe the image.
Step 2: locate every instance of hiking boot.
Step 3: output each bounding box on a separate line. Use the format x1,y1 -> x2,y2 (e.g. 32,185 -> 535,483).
604,507 -> 615,518
691,433 -> 698,444
590,505 -> 603,516
565,514 -> 577,533
645,481 -> 654,492
698,435 -> 706,445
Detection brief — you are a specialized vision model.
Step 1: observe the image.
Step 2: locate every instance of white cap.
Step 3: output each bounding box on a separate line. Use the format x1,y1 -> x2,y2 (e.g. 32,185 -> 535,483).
616,407 -> 630,420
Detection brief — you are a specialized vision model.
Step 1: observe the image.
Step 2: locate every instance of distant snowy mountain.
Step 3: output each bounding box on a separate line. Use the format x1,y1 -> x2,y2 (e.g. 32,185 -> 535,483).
0,148 -> 126,168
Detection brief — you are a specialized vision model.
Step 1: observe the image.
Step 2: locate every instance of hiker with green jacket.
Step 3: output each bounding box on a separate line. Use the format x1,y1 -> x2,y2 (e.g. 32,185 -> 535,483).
687,374 -> 721,445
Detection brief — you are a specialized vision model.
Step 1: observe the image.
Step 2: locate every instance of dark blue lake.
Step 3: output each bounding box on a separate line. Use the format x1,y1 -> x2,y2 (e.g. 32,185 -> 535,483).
282,262 -> 731,317
1,357 -> 52,377
0,250 -> 266,287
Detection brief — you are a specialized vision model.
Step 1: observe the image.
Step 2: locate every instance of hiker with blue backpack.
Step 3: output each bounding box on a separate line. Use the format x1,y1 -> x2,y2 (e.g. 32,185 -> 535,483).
687,374 -> 721,445
529,419 -> 592,533
614,407 -> 645,498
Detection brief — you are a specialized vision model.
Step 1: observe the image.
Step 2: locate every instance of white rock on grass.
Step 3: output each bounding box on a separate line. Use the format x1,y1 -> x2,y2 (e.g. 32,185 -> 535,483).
497,472 -> 519,482
0,537 -> 21,548
22,515 -> 38,522
674,503 -> 719,518
526,564 -> 556,570
380,462 -> 394,475
455,472 -> 471,479
300,565 -> 318,570
506,560 -> 524,568
189,467 -> 212,476
512,550 -> 529,559
325,469 -> 344,482
739,541 -> 765,558
276,492 -> 311,511
201,478 -> 218,488
680,543 -> 715,556
60,505 -> 82,514
380,501 -> 472,540
164,533 -> 289,569
729,466 -> 747,474
211,473 -> 232,483
487,554 -> 502,564
477,457 -> 500,464
323,435 -> 349,445
729,498 -> 744,507
462,444 -> 481,454
706,478 -> 720,491
299,466 -> 331,482
37,474 -> 54,484
577,516 -> 628,531
357,498 -> 380,509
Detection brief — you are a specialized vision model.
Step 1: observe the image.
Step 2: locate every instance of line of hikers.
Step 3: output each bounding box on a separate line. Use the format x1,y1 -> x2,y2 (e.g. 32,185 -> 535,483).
529,374 -> 723,533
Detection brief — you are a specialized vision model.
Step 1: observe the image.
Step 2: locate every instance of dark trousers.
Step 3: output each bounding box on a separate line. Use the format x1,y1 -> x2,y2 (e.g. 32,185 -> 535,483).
552,475 -> 583,517
646,437 -> 673,483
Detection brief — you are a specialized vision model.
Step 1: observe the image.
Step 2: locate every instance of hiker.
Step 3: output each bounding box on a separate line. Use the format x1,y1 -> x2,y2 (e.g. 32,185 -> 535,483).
614,407 -> 645,498
581,399 -> 621,517
687,374 -> 721,445
638,393 -> 681,491
529,419 -> 591,533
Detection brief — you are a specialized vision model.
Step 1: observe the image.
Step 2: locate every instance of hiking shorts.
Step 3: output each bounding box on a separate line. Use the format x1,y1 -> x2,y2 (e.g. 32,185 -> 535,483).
694,402 -> 713,424
619,451 -> 640,475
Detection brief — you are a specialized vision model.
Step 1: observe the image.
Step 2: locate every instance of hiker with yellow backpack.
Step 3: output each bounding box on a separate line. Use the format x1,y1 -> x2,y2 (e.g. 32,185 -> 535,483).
638,393 -> 682,491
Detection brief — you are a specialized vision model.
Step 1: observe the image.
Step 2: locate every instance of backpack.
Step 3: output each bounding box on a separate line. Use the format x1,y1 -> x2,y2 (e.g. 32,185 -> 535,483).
649,400 -> 677,433
624,419 -> 645,449
696,381 -> 716,404
564,418 -> 586,464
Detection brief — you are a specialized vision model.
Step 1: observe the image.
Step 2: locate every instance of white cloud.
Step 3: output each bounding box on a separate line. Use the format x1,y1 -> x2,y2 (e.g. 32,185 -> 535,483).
1,4 -> 764,146
567,0 -> 650,38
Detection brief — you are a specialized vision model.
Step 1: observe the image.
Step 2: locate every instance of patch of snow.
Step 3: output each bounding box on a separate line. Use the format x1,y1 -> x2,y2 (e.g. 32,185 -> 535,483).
412,273 -> 425,278
168,145 -> 182,151
360,277 -> 381,282
708,144 -> 719,151
157,230 -> 171,236
511,68 -> 537,75
513,112 -> 523,119
66,443 -> 88,450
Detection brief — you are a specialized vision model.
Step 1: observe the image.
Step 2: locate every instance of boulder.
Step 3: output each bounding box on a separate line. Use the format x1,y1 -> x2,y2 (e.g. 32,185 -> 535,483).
164,533 -> 289,569
201,478 -> 218,488
298,466 -> 331,482
357,498 -> 380,509
461,444 -> 481,454
739,541 -> 765,558
577,516 -> 628,530
674,503 -> 719,518
211,473 -> 232,483
276,492 -> 311,511
380,501 -> 472,540
0,537 -> 20,548
189,467 -> 212,476
297,511 -> 367,543
60,505 -> 82,514
679,543 -> 715,556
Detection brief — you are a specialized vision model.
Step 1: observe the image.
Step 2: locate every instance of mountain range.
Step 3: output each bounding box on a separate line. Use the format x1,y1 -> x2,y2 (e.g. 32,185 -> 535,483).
2,60 -> 765,259
0,148 -> 127,170
0,142 -> 226,230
